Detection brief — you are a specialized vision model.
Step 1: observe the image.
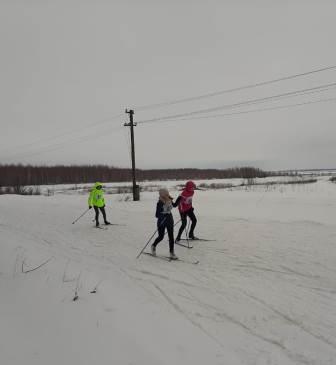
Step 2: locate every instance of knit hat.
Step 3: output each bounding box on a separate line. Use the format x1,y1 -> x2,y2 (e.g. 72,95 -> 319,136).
185,181 -> 196,192
159,188 -> 173,202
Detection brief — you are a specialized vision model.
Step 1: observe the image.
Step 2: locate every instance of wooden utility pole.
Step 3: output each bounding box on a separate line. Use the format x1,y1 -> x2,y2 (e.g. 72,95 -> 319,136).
124,109 -> 140,201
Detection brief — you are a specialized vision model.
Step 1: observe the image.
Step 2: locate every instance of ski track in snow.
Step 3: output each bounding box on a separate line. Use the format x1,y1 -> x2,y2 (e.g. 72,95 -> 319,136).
1,178 -> 336,364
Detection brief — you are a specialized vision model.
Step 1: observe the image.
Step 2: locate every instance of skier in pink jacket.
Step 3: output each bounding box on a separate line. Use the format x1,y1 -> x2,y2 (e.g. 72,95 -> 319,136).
175,181 -> 198,241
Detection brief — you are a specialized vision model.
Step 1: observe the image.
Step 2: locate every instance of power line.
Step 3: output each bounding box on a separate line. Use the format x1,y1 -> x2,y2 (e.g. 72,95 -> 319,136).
0,112 -> 124,156
4,64 -> 336,157
3,125 -> 124,162
143,96 -> 336,124
137,81 -> 336,124
4,64 -> 336,164
135,64 -> 336,112
9,95 -> 336,162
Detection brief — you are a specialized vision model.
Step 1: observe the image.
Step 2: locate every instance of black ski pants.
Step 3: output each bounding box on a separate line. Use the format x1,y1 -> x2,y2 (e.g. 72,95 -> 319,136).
152,214 -> 175,252
94,206 -> 107,224
177,209 -> 197,239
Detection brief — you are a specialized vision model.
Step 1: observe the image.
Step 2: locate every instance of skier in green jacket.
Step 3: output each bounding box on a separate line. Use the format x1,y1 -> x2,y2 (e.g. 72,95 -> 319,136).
88,182 -> 110,227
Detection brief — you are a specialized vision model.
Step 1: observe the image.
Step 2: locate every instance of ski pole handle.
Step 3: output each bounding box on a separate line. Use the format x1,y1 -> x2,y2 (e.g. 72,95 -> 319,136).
72,208 -> 90,225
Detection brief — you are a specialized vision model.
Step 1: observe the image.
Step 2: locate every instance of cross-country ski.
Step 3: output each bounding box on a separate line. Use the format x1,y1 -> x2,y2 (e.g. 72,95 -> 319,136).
174,241 -> 193,249
178,238 -> 216,242
143,252 -> 199,265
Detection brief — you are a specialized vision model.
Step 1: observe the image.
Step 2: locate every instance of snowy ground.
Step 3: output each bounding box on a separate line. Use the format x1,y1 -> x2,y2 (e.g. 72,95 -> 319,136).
1,178 -> 336,365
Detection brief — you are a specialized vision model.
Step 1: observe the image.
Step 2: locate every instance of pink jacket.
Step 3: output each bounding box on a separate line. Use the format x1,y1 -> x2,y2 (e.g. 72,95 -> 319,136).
178,181 -> 196,213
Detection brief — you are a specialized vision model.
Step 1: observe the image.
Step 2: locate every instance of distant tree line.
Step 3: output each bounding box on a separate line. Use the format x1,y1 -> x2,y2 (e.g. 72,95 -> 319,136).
0,164 -> 269,187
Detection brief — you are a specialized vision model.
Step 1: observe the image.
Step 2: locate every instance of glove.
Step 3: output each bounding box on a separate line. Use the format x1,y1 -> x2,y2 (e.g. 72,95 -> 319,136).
89,206 -> 92,209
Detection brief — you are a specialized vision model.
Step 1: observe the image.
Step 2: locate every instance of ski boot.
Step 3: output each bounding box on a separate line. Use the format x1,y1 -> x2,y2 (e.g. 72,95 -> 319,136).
169,251 -> 178,260
104,221 -> 111,225
151,244 -> 156,257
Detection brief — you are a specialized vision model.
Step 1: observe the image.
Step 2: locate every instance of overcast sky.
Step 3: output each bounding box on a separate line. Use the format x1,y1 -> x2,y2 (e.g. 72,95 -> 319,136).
1,0 -> 336,170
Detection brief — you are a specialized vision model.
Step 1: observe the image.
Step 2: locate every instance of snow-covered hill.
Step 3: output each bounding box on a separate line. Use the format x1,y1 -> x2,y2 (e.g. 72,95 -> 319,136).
1,179 -> 336,364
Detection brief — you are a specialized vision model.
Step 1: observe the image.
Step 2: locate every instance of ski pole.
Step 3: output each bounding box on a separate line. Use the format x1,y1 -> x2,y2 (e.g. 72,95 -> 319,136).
136,217 -> 167,259
185,220 -> 191,248
72,208 -> 90,225
174,218 -> 182,228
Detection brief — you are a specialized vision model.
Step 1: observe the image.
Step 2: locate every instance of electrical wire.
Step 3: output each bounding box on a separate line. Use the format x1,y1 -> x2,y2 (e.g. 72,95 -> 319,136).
135,64 -> 336,112
5,84 -> 336,160
3,125 -> 124,162
141,96 -> 336,124
4,64 -> 336,162
0,112 -> 124,156
137,81 -> 336,124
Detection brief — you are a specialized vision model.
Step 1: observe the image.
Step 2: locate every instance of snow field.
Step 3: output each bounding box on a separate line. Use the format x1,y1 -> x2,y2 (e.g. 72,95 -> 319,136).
1,178 -> 336,364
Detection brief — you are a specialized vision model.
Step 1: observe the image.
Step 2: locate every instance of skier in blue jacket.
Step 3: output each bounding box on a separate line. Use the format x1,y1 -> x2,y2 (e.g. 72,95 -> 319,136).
151,188 -> 179,260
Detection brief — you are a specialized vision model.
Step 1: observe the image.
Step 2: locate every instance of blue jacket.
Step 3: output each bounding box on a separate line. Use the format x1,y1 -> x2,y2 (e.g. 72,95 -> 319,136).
155,199 -> 178,223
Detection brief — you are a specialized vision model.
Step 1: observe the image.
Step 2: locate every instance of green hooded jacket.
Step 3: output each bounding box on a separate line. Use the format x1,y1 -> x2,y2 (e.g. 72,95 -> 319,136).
88,182 -> 105,208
